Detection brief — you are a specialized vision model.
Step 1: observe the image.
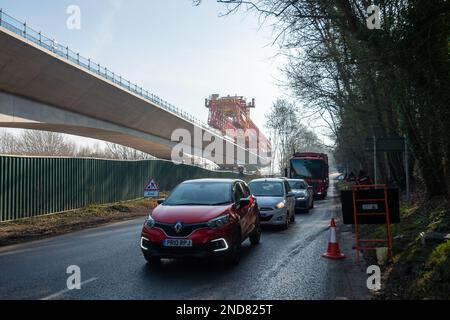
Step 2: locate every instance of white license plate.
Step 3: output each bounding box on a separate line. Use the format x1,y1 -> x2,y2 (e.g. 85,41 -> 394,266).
163,239 -> 193,247
363,204 -> 379,210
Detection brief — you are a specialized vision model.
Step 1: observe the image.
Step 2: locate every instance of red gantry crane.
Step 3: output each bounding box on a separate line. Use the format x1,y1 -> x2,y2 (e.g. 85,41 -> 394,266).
205,94 -> 271,170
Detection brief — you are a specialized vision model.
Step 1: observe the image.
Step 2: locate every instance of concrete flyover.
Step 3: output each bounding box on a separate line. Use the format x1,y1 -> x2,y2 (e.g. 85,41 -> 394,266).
0,20 -> 268,165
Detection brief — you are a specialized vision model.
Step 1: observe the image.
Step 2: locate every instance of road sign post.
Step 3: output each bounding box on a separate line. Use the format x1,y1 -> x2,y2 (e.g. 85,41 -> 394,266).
366,137 -> 410,200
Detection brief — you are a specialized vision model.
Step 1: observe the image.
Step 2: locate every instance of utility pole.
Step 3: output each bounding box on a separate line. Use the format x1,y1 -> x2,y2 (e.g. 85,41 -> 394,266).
405,136 -> 410,202
373,135 -> 377,184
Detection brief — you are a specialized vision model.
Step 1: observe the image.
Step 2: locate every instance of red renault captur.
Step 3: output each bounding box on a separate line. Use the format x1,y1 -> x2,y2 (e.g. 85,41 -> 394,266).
141,179 -> 261,265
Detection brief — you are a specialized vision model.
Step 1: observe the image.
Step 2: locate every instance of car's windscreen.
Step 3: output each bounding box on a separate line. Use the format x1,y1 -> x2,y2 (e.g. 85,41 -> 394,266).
288,181 -> 306,190
249,181 -> 284,197
163,182 -> 232,206
290,159 -> 324,179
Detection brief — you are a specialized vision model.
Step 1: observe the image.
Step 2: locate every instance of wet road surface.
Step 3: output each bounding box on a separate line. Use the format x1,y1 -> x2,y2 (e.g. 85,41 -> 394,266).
0,182 -> 360,300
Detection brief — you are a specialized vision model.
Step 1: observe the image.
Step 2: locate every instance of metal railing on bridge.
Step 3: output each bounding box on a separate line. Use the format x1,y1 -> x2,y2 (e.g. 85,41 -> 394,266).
0,9 -> 233,143
0,155 -> 238,222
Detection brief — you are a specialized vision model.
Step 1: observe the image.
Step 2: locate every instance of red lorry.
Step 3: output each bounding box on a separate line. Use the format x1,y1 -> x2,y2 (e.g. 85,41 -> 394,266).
288,152 -> 329,199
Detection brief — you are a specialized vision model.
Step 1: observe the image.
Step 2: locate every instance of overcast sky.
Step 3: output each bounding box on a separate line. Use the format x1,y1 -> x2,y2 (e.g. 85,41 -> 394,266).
0,0 -> 292,147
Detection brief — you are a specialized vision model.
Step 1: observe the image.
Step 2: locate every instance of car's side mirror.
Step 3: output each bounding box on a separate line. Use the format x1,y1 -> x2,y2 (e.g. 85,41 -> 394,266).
237,198 -> 251,208
157,198 -> 165,205
308,186 -> 313,190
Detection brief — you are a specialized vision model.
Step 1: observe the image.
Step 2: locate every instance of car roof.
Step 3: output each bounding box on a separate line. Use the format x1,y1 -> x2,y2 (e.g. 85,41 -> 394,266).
182,178 -> 243,184
250,178 -> 286,183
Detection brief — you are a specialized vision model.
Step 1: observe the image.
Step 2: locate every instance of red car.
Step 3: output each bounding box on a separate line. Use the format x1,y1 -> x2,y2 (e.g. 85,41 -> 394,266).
140,179 -> 261,265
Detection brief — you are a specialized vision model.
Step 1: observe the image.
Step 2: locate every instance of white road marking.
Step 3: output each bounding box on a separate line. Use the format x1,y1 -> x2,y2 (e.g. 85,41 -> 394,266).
40,277 -> 98,300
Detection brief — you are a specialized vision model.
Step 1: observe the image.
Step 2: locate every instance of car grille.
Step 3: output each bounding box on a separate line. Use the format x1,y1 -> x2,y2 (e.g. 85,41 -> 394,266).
260,207 -> 274,211
260,215 -> 273,222
154,222 -> 208,237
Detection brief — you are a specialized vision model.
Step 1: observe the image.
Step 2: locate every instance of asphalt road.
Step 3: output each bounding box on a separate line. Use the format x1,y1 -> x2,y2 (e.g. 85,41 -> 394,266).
0,181 -> 361,300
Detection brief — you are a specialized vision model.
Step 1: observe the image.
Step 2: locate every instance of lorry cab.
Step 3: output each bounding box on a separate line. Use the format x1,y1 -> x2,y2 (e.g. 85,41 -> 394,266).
288,152 -> 329,200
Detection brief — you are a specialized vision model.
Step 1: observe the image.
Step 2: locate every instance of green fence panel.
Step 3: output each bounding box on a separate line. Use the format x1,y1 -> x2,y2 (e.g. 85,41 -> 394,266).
0,156 -> 238,222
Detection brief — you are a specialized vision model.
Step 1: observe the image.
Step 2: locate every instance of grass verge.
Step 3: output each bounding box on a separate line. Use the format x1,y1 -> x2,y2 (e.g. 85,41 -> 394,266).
335,181 -> 348,192
362,196 -> 450,299
0,195 -> 165,247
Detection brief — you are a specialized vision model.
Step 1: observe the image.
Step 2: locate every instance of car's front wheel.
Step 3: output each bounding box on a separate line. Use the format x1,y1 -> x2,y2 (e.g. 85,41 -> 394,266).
281,213 -> 289,230
225,229 -> 242,265
249,217 -> 261,245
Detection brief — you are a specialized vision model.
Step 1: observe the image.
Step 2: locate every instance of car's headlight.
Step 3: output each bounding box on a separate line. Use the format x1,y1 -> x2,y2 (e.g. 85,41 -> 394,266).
145,215 -> 155,228
207,214 -> 230,229
275,202 -> 285,209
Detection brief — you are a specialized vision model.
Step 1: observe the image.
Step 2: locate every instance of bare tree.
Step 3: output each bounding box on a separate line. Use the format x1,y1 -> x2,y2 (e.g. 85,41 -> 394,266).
0,130 -> 18,154
266,98 -> 324,173
104,143 -> 154,160
0,130 -> 156,161
197,0 -> 450,197
14,130 -> 76,157
75,144 -> 109,159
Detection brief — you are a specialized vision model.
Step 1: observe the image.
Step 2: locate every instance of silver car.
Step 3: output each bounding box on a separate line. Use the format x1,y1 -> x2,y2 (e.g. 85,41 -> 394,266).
249,178 -> 296,230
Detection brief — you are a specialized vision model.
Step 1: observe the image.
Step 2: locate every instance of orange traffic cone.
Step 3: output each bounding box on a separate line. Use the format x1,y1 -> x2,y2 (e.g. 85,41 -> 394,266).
323,218 -> 345,260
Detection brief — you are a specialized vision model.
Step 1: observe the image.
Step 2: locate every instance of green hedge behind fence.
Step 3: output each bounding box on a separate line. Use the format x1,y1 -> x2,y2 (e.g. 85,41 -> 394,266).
0,156 -> 238,222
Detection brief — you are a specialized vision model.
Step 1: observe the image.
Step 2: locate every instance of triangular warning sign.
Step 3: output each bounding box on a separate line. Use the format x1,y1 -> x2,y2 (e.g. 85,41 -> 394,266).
145,178 -> 159,191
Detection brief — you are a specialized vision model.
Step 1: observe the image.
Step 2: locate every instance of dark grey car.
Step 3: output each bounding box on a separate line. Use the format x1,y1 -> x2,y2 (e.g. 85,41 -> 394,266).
287,179 -> 314,213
